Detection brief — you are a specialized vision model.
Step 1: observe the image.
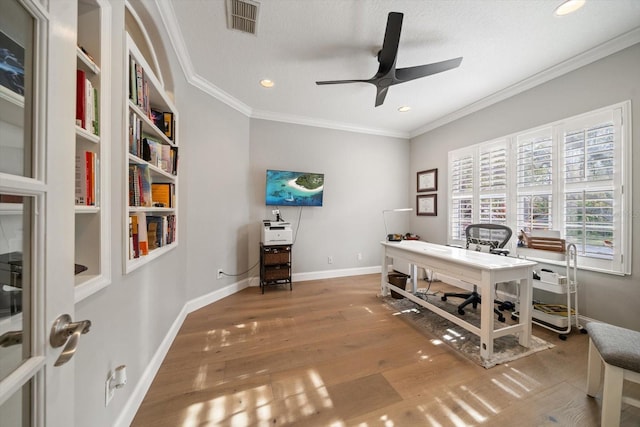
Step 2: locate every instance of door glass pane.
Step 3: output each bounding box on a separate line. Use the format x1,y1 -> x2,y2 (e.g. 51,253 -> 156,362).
0,0 -> 34,178
0,194 -> 31,380
0,378 -> 31,426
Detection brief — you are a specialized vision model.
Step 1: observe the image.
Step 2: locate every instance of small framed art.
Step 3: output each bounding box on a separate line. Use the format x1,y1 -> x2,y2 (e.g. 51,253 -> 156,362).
417,168 -> 437,192
417,194 -> 437,216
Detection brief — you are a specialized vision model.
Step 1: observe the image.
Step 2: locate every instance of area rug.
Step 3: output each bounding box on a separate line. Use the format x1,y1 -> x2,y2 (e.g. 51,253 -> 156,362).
381,290 -> 554,369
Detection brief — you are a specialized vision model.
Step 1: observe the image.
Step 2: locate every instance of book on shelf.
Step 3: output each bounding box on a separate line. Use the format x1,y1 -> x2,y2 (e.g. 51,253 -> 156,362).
76,69 -> 99,135
128,216 -> 134,259
151,183 -> 174,208
147,219 -> 158,250
128,164 -> 152,207
160,214 -> 176,245
129,55 -> 148,114
92,85 -> 99,136
160,144 -> 171,172
75,151 -> 96,206
136,212 -> 148,256
147,216 -> 165,249
85,78 -> 93,134
129,214 -> 139,259
129,55 -> 137,105
76,69 -> 86,129
135,61 -> 144,111
129,111 -> 139,157
163,112 -> 174,140
170,146 -> 178,175
141,136 -> 152,162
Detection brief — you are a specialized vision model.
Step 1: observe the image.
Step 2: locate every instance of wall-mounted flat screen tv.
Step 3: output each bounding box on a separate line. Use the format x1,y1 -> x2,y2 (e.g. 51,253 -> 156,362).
265,169 -> 324,207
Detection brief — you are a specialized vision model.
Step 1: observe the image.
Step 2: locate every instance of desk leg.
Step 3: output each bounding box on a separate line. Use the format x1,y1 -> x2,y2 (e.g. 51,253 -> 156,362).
410,264 -> 418,293
479,271 -> 493,360
518,271 -> 533,347
381,251 -> 390,296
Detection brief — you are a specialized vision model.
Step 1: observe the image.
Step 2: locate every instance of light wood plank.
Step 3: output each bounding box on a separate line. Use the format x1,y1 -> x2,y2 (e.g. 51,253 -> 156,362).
132,274 -> 640,426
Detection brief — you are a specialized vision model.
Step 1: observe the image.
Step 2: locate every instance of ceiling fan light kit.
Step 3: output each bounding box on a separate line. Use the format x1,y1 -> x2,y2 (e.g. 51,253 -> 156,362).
316,12 -> 463,107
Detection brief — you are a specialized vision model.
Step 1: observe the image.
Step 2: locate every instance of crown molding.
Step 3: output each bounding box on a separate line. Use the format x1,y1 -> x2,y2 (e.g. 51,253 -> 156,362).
410,26 -> 640,138
155,1 -> 638,140
251,109 -> 409,138
155,0 -> 253,116
155,0 -> 409,138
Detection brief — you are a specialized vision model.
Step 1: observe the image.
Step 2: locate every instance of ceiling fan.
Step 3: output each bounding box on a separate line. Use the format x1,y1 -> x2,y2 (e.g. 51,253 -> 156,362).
316,12 -> 463,107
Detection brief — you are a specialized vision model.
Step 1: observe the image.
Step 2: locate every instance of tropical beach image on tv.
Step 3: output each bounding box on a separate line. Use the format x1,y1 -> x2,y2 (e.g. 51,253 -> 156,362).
265,169 -> 324,207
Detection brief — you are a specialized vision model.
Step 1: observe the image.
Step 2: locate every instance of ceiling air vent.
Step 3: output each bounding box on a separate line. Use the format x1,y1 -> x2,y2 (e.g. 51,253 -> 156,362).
226,0 -> 260,35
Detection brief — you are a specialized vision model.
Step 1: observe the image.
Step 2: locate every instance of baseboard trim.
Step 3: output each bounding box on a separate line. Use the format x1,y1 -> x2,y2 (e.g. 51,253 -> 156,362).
115,304 -> 189,427
294,266 -> 381,281
115,278 -> 250,427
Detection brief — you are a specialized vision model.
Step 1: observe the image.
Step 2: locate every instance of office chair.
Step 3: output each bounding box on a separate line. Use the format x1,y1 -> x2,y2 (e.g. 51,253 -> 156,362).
441,224 -> 512,322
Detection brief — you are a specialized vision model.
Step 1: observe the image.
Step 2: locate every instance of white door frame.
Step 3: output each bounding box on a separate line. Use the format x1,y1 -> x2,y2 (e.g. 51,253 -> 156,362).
0,0 -> 79,425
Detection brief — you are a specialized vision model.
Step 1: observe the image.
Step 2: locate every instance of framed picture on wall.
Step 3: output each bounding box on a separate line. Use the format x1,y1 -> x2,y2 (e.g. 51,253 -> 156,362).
417,194 -> 437,216
417,169 -> 437,192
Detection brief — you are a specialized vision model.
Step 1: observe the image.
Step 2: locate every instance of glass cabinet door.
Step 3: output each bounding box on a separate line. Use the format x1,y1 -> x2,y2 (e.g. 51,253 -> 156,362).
0,1 -> 36,424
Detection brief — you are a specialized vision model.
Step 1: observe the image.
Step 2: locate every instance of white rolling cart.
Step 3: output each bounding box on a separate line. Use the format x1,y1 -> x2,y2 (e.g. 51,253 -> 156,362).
514,238 -> 584,340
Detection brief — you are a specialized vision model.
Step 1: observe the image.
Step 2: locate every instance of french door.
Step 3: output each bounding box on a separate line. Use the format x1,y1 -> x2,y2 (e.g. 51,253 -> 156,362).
1,0 -> 81,425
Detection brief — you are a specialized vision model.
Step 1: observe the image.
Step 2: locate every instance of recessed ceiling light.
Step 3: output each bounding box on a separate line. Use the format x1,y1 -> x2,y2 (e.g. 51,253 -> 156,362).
554,0 -> 586,16
260,79 -> 274,88
398,106 -> 411,112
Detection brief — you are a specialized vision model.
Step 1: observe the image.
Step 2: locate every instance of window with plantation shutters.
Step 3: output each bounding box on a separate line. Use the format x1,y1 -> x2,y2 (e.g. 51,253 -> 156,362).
447,101 -> 631,275
516,129 -> 553,233
451,153 -> 474,194
479,142 -> 507,225
479,143 -> 507,191
480,195 -> 507,224
561,112 -> 618,265
564,190 -> 614,259
449,150 -> 474,240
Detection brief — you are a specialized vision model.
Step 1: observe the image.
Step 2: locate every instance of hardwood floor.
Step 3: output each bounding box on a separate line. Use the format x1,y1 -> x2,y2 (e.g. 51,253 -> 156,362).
132,274 -> 640,426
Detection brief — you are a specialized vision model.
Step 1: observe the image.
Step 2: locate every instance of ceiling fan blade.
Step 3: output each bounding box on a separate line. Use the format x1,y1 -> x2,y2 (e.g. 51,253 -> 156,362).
315,79 -> 371,85
395,56 -> 463,82
377,12 -> 403,72
375,87 -> 389,107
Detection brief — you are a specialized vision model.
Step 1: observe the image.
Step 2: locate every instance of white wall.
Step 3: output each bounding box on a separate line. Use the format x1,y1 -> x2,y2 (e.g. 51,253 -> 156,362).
180,76 -> 251,300
409,43 -> 640,330
249,120 -> 410,277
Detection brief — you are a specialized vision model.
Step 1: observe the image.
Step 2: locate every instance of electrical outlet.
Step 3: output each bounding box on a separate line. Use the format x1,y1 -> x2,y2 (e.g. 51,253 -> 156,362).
357,252 -> 362,261
327,256 -> 333,264
105,372 -> 115,406
217,269 -> 223,279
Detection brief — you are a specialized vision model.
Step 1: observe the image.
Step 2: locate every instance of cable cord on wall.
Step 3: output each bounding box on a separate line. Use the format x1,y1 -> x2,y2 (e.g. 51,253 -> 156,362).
292,206 -> 303,245
219,260 -> 260,278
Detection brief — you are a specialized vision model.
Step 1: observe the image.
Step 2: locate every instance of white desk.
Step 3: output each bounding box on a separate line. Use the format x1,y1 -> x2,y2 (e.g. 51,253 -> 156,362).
381,240 -> 537,361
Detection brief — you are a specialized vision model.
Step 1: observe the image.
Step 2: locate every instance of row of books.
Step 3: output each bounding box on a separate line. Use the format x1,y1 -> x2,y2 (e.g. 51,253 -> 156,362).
129,164 -> 152,207
76,69 -> 99,135
75,151 -> 98,206
128,111 -> 178,175
128,213 -> 176,259
129,165 -> 177,208
129,55 -> 175,141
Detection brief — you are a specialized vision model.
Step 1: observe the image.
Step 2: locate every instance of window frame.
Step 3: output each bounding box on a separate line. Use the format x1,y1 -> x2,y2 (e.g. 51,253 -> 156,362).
447,101 -> 632,275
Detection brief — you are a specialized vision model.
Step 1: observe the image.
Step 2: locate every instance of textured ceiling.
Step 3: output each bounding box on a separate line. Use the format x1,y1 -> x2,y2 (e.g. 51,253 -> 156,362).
158,0 -> 640,137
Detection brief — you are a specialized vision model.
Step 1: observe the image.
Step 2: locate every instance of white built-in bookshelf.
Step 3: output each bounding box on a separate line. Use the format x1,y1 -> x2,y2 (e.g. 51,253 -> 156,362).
124,32 -> 178,273
74,0 -> 111,302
